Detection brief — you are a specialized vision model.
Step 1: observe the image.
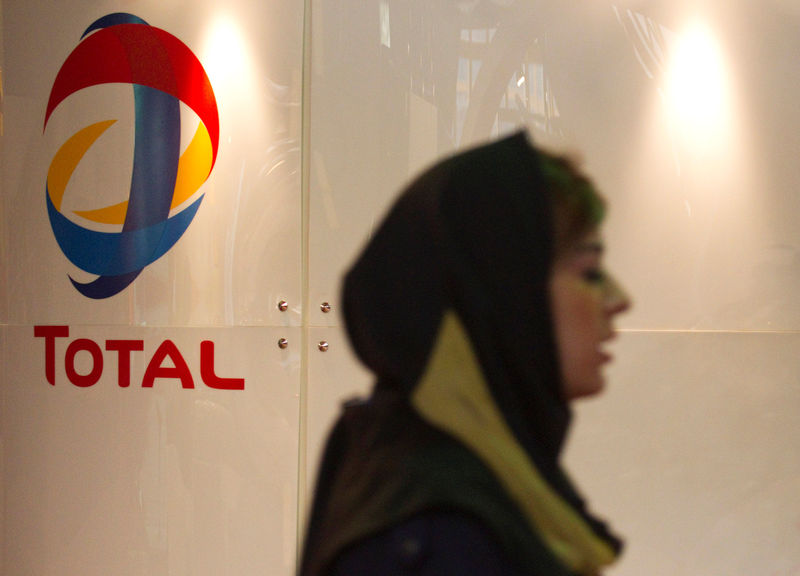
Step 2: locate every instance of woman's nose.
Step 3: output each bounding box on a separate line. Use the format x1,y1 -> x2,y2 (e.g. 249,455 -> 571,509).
604,273 -> 632,315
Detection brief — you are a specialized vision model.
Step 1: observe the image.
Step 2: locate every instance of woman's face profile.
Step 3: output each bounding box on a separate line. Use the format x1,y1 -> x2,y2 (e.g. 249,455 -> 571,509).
549,229 -> 631,401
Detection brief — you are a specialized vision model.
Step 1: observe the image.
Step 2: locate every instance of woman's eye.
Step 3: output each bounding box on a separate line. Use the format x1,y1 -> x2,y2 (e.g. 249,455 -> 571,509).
582,269 -> 605,284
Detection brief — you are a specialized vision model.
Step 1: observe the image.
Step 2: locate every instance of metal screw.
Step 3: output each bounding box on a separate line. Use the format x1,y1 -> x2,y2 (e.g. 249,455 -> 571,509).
278,338 -> 289,349
277,300 -> 289,312
318,341 -> 329,352
320,302 -> 331,313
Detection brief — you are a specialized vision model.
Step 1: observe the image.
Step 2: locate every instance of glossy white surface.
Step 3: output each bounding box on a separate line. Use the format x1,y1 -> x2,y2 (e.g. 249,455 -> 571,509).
566,331 -> 800,575
307,1 -> 800,332
2,325 -> 301,575
1,1 -> 305,575
304,2 -> 800,574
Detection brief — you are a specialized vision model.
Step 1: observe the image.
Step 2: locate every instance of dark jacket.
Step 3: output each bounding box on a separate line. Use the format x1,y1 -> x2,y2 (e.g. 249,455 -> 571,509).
331,512 -> 529,575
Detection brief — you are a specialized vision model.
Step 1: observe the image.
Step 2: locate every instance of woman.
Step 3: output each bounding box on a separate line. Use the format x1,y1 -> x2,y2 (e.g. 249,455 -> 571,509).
299,131 -> 631,575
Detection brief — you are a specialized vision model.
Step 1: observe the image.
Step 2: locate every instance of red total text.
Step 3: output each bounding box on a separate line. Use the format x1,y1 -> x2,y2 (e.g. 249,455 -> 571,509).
34,326 -> 245,390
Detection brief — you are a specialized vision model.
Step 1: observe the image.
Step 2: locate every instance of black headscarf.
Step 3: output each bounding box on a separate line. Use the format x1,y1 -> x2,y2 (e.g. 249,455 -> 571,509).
300,132 -> 622,575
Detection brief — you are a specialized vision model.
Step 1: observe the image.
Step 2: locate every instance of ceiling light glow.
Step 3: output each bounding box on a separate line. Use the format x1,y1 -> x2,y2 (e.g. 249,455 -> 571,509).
665,22 -> 729,134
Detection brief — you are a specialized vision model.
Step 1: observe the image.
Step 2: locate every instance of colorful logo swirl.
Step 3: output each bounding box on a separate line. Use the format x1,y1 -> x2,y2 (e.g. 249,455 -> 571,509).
44,13 -> 219,299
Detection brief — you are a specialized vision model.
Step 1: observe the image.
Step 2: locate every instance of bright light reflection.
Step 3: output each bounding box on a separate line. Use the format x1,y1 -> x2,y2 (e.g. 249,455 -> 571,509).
665,22 -> 729,135
201,15 -> 250,93
197,13 -> 262,154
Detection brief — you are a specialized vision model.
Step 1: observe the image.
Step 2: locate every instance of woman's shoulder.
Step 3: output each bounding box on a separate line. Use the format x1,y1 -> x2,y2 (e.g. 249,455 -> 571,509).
330,510 -> 530,575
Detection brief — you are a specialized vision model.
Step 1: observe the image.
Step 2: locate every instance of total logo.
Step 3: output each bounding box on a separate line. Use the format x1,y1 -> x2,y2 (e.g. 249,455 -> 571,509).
44,12 -> 219,299
34,326 -> 244,390
37,14 -> 240,390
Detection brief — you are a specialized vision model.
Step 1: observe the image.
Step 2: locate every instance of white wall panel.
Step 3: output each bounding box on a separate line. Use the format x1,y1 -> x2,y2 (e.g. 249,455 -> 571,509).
305,2 -> 800,575
566,331 -> 800,575
307,1 -> 800,332
1,1 -> 304,575
2,325 -> 300,575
